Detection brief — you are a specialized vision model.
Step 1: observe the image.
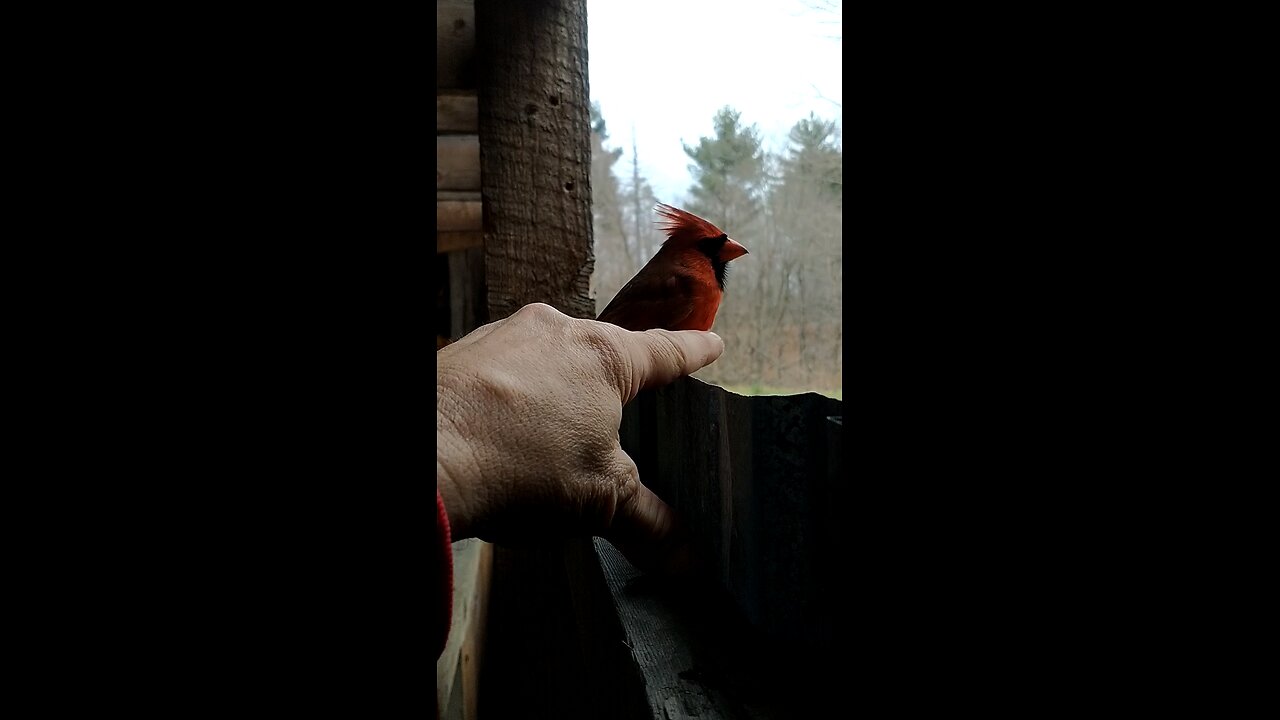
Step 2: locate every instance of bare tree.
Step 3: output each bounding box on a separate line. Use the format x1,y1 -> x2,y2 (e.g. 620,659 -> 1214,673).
589,102 -> 633,312
589,109 -> 665,316
622,127 -> 663,267
770,114 -> 841,389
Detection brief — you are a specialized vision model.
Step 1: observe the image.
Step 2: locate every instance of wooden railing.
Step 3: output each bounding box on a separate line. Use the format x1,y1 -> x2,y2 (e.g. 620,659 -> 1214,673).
621,377 -> 843,654
479,379 -> 843,719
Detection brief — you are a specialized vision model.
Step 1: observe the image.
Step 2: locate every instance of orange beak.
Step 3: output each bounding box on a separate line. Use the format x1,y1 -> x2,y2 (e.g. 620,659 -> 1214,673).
720,237 -> 749,262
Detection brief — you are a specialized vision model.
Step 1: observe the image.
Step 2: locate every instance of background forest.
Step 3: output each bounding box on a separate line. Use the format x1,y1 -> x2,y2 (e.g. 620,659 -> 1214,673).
589,104 -> 842,397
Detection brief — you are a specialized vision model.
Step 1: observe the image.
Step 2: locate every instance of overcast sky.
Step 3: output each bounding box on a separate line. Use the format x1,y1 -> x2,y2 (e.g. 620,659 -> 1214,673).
587,0 -> 843,205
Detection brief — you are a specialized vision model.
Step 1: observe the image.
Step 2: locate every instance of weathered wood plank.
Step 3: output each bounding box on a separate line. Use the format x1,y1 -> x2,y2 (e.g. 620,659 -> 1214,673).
438,92 -> 478,133
479,541 -> 649,720
437,231 -> 484,255
436,191 -> 481,203
437,0 -> 476,89
437,253 -> 452,340
436,539 -> 494,720
595,539 -> 738,719
460,541 -> 492,720
437,136 -> 481,191
438,200 -> 482,232
478,378 -> 842,718
594,538 -> 830,719
437,194 -> 483,252
622,378 -> 842,652
448,244 -> 486,337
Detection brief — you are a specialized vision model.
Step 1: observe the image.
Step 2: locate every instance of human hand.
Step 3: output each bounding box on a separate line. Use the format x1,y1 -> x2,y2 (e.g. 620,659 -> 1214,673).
436,302 -> 724,574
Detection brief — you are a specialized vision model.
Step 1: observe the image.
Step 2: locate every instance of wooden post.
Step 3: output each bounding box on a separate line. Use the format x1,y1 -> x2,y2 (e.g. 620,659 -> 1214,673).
472,1 -> 600,717
476,0 -> 595,321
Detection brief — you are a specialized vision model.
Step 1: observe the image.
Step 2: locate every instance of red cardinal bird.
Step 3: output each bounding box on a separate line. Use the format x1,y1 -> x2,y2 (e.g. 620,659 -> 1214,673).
597,203 -> 749,331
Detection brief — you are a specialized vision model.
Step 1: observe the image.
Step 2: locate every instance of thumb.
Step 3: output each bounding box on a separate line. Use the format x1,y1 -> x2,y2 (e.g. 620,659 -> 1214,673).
620,329 -> 724,403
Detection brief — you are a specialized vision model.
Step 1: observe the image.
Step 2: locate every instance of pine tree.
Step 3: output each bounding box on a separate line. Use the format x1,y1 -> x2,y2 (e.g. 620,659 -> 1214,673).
589,102 -> 630,312
682,107 -> 767,235
681,107 -> 771,383
589,104 -> 665,314
621,127 -> 663,268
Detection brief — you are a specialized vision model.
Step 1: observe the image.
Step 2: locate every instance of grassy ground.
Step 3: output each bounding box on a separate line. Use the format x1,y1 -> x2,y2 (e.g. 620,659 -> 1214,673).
715,383 -> 842,400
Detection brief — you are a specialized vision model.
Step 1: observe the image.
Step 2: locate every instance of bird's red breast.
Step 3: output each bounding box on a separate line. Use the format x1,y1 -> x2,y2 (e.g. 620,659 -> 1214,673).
597,204 -> 748,332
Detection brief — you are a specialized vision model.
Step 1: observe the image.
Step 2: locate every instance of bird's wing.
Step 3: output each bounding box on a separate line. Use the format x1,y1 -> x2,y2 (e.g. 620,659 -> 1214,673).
597,271 -> 697,331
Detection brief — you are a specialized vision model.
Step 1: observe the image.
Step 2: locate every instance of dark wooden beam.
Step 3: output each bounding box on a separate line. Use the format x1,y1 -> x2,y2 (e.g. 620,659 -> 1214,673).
437,136 -> 481,191
438,199 -> 482,232
594,538 -> 833,719
622,377 -> 843,652
449,246 -> 486,337
437,92 -> 479,134
437,232 -> 484,255
437,0 -> 476,89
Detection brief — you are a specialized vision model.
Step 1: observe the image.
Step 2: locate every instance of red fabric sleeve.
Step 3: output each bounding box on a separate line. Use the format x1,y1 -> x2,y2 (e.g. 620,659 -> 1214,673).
437,489 -> 454,659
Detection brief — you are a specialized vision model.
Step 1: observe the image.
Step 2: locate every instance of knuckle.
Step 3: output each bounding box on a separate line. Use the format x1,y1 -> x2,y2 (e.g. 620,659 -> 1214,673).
605,452 -> 640,499
519,302 -> 559,321
576,322 -> 627,375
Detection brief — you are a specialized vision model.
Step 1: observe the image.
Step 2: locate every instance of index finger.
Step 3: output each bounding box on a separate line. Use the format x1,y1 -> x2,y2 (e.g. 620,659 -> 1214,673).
621,329 -> 725,402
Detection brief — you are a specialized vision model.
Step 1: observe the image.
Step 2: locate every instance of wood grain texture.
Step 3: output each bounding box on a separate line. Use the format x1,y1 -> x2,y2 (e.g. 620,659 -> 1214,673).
437,92 -> 478,133
449,245 -> 486,337
436,191 -> 481,202
595,539 -> 739,719
478,541 -> 649,720
437,0 -> 476,89
436,196 -> 481,255
437,200 -> 482,232
436,252 -> 452,339
437,231 -> 484,254
475,378 -> 842,718
593,539 -> 834,720
621,377 -> 843,652
437,136 -> 481,191
476,0 -> 595,321
436,540 -> 494,720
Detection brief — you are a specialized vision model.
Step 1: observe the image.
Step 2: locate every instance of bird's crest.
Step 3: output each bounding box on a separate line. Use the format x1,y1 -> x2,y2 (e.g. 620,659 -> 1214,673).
655,203 -> 726,244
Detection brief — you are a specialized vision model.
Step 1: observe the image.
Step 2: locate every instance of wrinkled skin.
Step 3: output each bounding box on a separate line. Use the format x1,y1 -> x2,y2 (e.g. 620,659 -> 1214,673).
437,302 -> 724,574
